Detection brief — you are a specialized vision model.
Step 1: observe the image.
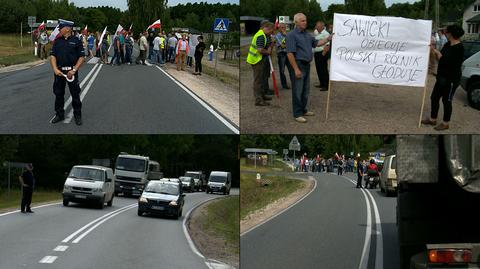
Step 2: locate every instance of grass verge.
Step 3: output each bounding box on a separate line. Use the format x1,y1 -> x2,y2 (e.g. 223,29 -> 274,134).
202,196 -> 239,252
0,34 -> 50,66
202,64 -> 239,88
240,172 -> 304,220
240,158 -> 291,173
0,188 -> 61,211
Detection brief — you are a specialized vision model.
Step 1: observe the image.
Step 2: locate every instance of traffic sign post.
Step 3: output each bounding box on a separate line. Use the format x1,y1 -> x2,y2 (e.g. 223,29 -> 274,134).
213,18 -> 230,77
289,136 -> 301,169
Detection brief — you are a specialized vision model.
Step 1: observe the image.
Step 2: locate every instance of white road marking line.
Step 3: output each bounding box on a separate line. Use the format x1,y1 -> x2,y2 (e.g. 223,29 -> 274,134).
53,245 -> 69,252
340,174 -> 383,269
154,66 -> 239,134
364,187 -> 384,269
240,176 -> 317,236
72,204 -> 136,243
49,63 -> 99,123
64,63 -> 103,123
38,256 -> 57,264
0,202 -> 61,217
62,203 -> 136,243
358,187 -> 372,269
182,196 -> 230,269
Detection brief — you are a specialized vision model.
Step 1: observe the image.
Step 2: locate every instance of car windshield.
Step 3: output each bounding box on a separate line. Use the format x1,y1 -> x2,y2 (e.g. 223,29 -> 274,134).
185,172 -> 200,179
116,157 -> 146,172
69,167 -> 105,181
179,177 -> 191,182
145,183 -> 179,195
209,176 -> 226,183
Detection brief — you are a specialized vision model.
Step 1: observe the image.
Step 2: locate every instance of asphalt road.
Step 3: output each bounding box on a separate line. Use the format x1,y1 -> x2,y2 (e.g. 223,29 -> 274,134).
240,172 -> 398,269
0,189 -> 239,269
0,48 -> 238,134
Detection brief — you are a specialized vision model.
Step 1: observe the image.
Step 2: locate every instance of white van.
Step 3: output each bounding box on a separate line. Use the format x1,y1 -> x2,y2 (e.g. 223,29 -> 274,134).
62,165 -> 115,209
461,51 -> 480,110
379,155 -> 397,196
206,171 -> 231,195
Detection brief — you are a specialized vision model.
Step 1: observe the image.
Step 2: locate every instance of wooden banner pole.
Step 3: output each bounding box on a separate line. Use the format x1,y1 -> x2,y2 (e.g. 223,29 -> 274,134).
418,48 -> 432,128
325,79 -> 333,121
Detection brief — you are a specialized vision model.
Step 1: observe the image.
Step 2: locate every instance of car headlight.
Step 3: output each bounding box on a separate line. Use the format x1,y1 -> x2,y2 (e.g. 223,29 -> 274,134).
63,185 -> 72,191
139,196 -> 148,203
92,188 -> 103,193
169,200 -> 178,206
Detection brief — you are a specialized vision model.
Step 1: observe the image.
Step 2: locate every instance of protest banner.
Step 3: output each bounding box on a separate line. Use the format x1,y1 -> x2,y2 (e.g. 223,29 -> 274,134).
327,13 -> 432,126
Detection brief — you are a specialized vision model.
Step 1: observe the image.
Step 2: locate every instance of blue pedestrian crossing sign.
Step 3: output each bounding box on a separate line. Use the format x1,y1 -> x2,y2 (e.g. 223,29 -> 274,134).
213,18 -> 229,33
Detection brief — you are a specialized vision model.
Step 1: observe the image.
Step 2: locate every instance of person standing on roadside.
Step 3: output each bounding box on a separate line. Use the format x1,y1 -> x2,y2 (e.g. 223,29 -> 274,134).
194,36 -> 206,75
356,158 -> 363,188
286,13 -> 332,123
247,21 -> 274,106
136,31 -> 148,65
422,25 -> 465,131
19,164 -> 35,213
275,23 -> 291,90
39,31 -> 49,60
313,21 -> 330,91
176,34 -> 189,71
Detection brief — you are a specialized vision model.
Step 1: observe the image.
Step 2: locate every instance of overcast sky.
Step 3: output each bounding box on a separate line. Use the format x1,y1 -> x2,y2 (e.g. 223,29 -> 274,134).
69,0 -> 239,10
319,0 -> 419,9
70,0 -> 417,10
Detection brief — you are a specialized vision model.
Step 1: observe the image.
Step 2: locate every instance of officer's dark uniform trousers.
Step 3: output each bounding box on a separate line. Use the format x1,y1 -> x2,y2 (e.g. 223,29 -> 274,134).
53,69 -> 82,118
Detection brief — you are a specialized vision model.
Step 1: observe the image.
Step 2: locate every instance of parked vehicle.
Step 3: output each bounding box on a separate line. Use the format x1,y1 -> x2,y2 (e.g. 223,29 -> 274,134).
463,40 -> 480,61
206,171 -> 231,195
397,135 -> 480,269
62,165 -> 115,209
461,50 -> 480,110
379,154 -> 397,196
179,176 -> 194,192
137,179 -> 185,219
184,171 -> 206,191
114,154 -> 163,196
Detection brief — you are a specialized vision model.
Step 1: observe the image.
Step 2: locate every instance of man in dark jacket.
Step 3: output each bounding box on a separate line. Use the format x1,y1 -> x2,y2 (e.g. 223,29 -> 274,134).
19,163 -> 36,213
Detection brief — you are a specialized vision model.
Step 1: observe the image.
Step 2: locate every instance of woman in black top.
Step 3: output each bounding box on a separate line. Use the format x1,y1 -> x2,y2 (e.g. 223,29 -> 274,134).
194,36 -> 206,75
422,25 -> 465,131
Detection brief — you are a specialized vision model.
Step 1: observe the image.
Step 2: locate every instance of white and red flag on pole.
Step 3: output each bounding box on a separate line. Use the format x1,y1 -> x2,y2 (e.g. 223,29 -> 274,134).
129,24 -> 133,32
97,26 -> 108,50
146,19 -> 161,31
48,25 -> 61,41
38,21 -> 46,31
275,16 -> 279,29
83,25 -> 88,35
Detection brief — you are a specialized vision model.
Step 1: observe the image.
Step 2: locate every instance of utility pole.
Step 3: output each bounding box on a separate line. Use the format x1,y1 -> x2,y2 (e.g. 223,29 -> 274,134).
424,0 -> 440,31
20,22 -> 23,48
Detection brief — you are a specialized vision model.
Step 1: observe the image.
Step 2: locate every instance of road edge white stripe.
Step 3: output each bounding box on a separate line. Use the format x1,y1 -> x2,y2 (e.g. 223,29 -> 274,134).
72,204 -> 136,243
155,66 -> 239,134
0,202 -> 61,217
49,63 -> 99,123
64,63 -> 103,123
62,203 -> 136,243
240,175 -> 317,237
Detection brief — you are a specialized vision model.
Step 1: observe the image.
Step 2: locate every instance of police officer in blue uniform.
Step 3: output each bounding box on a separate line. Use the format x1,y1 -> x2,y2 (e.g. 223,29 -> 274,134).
50,19 -> 85,126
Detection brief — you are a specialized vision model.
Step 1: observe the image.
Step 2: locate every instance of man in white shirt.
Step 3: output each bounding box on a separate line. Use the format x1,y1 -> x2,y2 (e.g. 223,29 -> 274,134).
209,44 -> 214,61
153,33 -> 162,64
313,21 -> 330,91
136,31 -> 148,65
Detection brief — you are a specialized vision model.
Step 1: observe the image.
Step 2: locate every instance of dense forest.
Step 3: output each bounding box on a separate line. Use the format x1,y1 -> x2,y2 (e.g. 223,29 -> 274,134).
0,0 -> 239,34
241,0 -> 473,27
240,135 -> 396,160
0,135 -> 239,190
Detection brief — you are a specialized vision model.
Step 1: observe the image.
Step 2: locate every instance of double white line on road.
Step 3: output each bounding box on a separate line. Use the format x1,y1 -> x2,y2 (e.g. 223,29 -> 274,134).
341,175 -> 383,269
38,203 -> 136,265
48,62 -> 103,124
62,203 -> 136,243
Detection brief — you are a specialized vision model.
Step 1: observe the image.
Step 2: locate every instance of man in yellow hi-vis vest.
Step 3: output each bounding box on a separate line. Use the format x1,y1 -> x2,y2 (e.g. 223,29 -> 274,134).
247,21 -> 274,106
